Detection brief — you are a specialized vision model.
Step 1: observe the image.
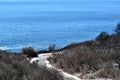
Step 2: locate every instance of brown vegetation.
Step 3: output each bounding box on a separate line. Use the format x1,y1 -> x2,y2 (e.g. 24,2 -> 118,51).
49,23 -> 120,79
0,50 -> 63,80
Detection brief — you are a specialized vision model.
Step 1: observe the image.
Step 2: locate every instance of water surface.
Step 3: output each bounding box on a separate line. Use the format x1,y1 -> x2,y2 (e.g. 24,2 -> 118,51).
0,0 -> 120,52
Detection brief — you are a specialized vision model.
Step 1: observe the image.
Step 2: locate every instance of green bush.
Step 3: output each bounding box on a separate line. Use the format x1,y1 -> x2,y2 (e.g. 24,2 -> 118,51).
22,47 -> 38,58
96,32 -> 109,41
115,23 -> 120,34
48,45 -> 55,52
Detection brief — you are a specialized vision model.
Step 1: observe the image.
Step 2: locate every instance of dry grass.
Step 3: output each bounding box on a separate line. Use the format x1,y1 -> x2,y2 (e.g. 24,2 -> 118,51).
49,33 -> 120,79
0,50 -> 63,80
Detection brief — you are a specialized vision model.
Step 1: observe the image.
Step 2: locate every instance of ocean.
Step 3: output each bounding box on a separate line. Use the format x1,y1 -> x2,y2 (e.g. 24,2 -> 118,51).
0,0 -> 120,52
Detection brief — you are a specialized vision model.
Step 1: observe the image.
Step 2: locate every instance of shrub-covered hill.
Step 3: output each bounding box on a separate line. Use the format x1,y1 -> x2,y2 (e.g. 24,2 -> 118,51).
0,50 -> 63,80
60,33 -> 120,51
49,24 -> 120,79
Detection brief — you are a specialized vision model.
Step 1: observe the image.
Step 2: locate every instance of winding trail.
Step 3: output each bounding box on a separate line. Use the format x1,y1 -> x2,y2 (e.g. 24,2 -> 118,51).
30,53 -> 81,80
30,53 -> 112,80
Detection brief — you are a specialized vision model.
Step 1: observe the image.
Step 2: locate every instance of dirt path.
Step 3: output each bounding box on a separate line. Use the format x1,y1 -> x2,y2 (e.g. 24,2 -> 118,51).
30,53 -> 112,80
30,53 -> 81,80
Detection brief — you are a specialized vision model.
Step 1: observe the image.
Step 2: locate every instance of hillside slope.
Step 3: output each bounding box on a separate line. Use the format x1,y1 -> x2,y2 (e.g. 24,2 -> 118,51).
49,31 -> 120,79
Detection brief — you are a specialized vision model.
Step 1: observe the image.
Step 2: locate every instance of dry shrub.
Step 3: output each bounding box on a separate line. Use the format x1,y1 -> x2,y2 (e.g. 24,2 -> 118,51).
50,45 -> 120,78
0,50 -> 63,80
49,27 -> 120,79
95,61 -> 120,78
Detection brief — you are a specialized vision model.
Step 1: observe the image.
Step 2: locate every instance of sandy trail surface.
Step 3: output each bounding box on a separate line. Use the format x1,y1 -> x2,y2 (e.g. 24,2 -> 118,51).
30,53 -> 112,80
30,53 -> 81,80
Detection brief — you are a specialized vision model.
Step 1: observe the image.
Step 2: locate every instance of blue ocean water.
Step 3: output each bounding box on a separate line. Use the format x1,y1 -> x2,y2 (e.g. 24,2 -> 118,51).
0,0 -> 120,52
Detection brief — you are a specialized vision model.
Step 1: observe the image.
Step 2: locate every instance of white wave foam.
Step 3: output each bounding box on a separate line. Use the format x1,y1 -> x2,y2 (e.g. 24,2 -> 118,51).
0,44 -> 49,52
0,46 -> 9,50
